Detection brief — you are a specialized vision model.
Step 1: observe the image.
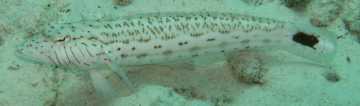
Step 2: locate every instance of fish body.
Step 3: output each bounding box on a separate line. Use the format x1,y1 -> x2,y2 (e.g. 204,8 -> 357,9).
16,12 -> 336,70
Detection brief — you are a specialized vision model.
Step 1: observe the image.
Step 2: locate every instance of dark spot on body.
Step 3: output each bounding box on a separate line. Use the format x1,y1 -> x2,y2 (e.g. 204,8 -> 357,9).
324,72 -> 340,83
207,38 -> 216,42
95,52 -> 106,56
122,40 -> 130,44
65,9 -> 71,13
136,53 -> 148,59
178,42 -> 184,46
113,0 -> 132,6
292,32 -> 319,49
83,62 -> 91,66
219,30 -> 230,34
233,36 -> 239,39
184,41 -> 188,45
262,39 -> 271,43
71,37 -> 80,40
189,46 -> 201,52
104,24 -> 113,29
117,47 -> 121,51
103,58 -> 111,62
162,50 -> 173,55
192,54 -> 199,57
121,54 -> 128,58
131,47 -> 136,51
91,44 -> 97,47
190,32 -> 204,37
336,35 -> 344,39
154,45 -> 162,49
107,50 -> 112,54
240,39 -> 250,44
346,56 -> 351,63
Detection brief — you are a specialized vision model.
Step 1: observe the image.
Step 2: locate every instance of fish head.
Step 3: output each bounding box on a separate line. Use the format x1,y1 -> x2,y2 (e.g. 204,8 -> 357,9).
16,36 -> 54,64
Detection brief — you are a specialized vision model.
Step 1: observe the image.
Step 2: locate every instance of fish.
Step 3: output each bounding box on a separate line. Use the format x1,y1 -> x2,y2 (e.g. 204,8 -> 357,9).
16,12 -> 336,90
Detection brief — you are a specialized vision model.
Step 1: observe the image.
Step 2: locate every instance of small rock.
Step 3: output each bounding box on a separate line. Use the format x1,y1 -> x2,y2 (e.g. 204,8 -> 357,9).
210,95 -> 233,106
226,51 -> 267,84
242,0 -> 274,6
344,19 -> 360,36
281,0 -> 311,11
341,0 -> 360,40
173,86 -> 206,100
113,0 -> 132,6
7,63 -> 20,71
307,0 -> 344,27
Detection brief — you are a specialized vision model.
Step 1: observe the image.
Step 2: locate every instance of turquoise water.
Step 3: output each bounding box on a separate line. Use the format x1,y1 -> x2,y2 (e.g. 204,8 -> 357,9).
1,0 -> 360,106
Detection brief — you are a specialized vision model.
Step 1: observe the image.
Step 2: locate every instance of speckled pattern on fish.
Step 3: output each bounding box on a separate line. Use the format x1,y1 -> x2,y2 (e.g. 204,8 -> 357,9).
16,12 -> 335,69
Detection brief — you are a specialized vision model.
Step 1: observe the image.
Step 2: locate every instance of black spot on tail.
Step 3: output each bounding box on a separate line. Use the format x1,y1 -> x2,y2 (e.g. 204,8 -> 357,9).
292,32 -> 319,49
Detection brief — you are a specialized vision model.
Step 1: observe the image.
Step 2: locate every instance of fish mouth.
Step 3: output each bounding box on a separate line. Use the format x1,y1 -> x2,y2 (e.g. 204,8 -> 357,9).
14,41 -> 40,63
15,47 -> 46,63
15,46 -> 34,62
14,41 -> 27,59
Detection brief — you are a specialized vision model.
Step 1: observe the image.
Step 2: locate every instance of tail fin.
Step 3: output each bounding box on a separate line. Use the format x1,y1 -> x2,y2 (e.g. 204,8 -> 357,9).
283,19 -> 337,65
